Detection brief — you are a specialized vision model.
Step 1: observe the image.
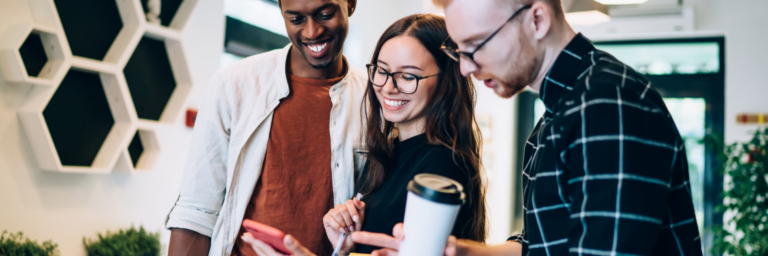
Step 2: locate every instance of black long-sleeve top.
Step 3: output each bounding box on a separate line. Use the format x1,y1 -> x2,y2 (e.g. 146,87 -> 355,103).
354,134 -> 475,254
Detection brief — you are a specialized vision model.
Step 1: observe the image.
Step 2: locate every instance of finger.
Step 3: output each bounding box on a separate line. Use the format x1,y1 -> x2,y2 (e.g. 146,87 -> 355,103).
353,197 -> 366,217
371,248 -> 399,256
392,223 -> 404,240
323,214 -> 344,233
344,200 -> 360,226
335,204 -> 355,230
351,231 -> 401,250
284,234 -> 314,256
242,233 -> 281,256
328,208 -> 349,233
444,235 -> 457,256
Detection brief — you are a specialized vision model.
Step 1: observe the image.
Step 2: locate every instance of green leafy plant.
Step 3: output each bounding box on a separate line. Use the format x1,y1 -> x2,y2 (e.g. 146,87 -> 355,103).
83,226 -> 160,256
0,230 -> 59,256
711,127 -> 768,256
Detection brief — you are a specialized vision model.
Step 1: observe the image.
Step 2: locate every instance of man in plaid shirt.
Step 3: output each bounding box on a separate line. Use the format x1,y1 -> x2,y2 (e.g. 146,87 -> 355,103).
352,0 -> 702,255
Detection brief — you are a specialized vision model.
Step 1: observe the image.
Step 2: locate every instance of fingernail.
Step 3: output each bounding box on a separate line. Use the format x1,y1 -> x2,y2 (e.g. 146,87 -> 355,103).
285,236 -> 294,246
349,226 -> 354,231
353,215 -> 359,222
340,227 -> 345,233
356,193 -> 363,200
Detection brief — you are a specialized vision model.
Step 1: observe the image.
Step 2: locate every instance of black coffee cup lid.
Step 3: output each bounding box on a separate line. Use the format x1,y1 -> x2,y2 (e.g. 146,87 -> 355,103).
407,173 -> 465,205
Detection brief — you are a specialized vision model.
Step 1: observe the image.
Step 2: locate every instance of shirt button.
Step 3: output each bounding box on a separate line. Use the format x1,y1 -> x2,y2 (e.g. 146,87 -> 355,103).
336,163 -> 340,168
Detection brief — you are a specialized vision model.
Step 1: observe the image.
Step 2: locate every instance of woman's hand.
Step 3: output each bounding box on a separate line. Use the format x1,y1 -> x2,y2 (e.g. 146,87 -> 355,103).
323,195 -> 366,254
241,233 -> 315,256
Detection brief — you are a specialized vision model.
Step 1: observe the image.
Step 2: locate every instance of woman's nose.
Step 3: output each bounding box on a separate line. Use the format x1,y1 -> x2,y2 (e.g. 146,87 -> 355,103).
381,76 -> 400,94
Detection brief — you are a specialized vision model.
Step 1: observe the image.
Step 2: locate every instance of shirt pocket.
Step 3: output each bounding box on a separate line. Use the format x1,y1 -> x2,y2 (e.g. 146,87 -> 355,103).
353,145 -> 368,183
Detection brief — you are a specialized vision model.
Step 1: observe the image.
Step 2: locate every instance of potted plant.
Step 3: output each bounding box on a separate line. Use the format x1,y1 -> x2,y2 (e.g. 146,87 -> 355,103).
711,127 -> 768,256
83,226 -> 160,256
0,231 -> 59,256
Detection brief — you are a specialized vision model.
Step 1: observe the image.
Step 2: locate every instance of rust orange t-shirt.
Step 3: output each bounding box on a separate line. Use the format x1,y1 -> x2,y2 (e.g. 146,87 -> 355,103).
233,71 -> 345,256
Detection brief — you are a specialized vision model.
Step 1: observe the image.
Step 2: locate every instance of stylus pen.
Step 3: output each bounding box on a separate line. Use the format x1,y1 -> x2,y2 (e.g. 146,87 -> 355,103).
331,232 -> 347,256
333,193 -> 362,256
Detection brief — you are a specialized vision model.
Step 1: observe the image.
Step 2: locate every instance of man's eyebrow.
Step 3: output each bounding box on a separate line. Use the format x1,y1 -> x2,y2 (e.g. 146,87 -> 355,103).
284,3 -> 337,15
458,33 -> 487,46
313,3 -> 336,13
285,10 -> 302,15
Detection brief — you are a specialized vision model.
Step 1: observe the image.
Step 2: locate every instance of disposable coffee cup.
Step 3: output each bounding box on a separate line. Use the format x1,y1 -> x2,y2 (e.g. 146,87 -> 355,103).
399,173 -> 465,256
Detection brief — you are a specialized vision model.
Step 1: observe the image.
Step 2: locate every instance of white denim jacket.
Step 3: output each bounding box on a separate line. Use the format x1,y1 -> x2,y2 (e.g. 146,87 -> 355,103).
165,45 -> 368,256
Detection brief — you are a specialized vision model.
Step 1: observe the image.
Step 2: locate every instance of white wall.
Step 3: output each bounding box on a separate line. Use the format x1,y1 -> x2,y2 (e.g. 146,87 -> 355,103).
689,0 -> 768,144
345,0 -> 424,69
0,1 -> 223,255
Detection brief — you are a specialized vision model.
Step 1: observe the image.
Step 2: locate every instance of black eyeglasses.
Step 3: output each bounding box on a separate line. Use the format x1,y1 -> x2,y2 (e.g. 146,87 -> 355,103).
366,64 -> 440,94
441,5 -> 532,67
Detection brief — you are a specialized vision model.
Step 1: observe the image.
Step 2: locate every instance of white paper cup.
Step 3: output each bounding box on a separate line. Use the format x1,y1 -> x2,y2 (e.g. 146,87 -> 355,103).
399,174 -> 465,256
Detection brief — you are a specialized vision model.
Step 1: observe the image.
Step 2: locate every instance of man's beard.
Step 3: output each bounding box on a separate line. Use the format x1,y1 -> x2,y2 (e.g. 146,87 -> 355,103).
495,30 -> 540,99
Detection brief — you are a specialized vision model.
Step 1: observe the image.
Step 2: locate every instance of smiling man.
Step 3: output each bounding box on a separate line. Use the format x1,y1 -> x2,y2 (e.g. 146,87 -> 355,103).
165,0 -> 367,255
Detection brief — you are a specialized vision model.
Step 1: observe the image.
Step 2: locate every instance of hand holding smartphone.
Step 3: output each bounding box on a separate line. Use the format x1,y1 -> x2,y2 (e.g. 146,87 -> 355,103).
242,220 -> 293,255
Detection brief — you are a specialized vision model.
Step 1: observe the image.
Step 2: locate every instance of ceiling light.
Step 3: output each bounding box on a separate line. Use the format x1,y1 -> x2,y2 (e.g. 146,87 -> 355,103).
566,10 -> 611,26
595,0 -> 649,4
563,0 -> 611,26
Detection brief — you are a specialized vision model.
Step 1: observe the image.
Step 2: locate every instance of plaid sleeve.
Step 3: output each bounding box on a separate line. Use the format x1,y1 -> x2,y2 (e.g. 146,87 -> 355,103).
507,232 -> 528,255
556,83 -> 682,255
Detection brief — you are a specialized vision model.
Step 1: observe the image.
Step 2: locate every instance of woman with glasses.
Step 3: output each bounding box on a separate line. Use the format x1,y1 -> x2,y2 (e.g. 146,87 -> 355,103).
320,13 -> 487,255
241,13 -> 487,256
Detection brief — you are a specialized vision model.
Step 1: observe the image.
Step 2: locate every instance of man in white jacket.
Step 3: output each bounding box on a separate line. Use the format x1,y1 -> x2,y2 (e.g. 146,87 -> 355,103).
165,0 -> 367,255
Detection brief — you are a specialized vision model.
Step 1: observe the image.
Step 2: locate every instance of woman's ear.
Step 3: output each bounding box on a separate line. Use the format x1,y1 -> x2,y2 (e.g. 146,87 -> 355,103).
347,0 -> 357,17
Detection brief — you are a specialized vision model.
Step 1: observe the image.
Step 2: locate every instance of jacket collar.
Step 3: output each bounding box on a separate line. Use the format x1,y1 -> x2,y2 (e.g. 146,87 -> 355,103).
277,44 -> 359,98
538,33 -> 596,116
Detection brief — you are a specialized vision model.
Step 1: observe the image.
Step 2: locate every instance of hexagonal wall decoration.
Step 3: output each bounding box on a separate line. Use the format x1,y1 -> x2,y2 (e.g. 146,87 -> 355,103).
0,23 -> 69,87
124,36 -> 177,121
20,32 -> 48,77
4,0 -> 200,173
119,126 -> 161,172
44,70 -> 116,167
53,0 -> 144,66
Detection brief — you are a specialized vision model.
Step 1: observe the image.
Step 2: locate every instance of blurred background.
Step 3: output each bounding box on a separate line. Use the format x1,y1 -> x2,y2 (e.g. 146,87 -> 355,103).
0,0 -> 766,255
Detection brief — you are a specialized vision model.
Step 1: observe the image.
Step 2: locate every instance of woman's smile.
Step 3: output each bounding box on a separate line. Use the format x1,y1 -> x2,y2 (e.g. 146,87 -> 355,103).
382,97 -> 411,110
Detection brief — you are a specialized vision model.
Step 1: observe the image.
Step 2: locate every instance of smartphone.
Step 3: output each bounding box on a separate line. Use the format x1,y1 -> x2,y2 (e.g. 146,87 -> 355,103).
242,220 -> 293,255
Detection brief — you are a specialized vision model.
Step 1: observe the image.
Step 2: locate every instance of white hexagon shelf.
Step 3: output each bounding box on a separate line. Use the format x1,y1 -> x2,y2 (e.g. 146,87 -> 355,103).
19,69 -> 136,173
115,125 -> 161,172
0,23 -> 69,87
4,0 -> 200,173
125,25 -> 194,125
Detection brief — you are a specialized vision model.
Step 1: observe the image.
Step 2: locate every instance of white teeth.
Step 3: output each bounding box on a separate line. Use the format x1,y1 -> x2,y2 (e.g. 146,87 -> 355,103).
308,42 -> 328,53
384,99 -> 408,107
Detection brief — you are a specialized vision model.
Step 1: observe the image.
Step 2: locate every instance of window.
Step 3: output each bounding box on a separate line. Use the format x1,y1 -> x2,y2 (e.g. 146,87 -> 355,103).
221,0 -> 290,68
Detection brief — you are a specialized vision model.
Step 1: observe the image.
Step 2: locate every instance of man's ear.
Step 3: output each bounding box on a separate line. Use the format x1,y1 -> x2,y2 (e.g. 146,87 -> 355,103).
347,0 -> 357,17
530,2 -> 552,41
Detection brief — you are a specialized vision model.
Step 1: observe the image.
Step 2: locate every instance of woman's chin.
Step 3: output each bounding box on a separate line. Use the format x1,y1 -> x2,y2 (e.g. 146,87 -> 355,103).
383,113 -> 406,124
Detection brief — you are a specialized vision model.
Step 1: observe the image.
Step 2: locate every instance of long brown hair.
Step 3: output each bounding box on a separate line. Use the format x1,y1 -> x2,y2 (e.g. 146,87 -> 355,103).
359,14 -> 487,242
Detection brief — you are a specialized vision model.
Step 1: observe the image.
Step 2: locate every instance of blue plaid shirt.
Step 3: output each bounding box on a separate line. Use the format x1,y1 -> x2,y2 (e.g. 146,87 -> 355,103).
507,34 -> 702,256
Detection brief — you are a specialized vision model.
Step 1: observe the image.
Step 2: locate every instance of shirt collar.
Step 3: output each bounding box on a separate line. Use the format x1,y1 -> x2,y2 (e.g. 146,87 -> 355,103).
538,33 -> 596,115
